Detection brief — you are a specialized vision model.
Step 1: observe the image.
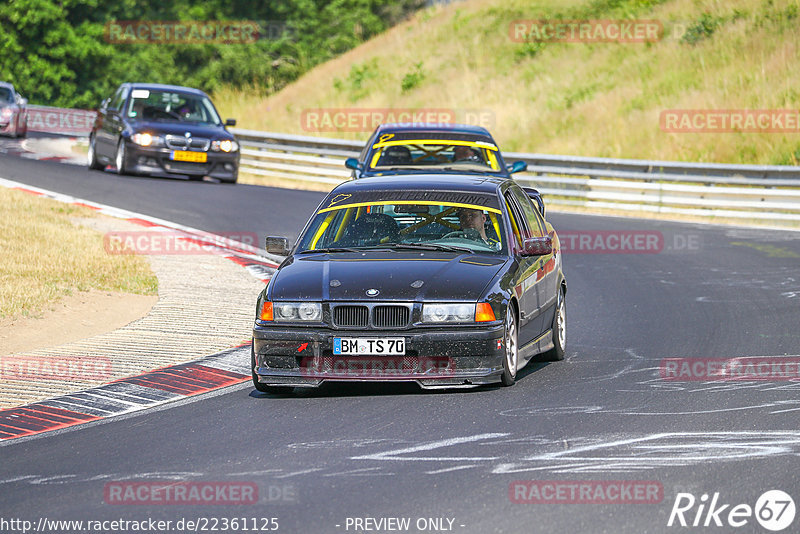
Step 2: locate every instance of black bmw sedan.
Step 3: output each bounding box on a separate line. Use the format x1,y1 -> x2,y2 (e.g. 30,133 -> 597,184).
252,174 -> 566,394
88,83 -> 239,183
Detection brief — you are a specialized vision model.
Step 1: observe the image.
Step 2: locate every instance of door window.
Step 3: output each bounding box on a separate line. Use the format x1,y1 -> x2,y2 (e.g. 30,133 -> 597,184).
510,185 -> 546,237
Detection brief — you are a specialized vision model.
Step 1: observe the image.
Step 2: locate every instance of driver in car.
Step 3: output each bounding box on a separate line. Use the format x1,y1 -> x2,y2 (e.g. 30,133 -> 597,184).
458,207 -> 489,242
452,145 -> 481,163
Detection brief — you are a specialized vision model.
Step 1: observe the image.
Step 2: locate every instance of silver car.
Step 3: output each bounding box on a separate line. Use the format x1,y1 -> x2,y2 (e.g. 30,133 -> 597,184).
0,82 -> 28,138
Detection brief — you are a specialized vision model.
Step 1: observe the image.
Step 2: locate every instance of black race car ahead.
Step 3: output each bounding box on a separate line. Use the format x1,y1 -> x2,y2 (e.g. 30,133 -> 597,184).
345,123 -> 528,179
88,83 -> 239,183
252,174 -> 566,394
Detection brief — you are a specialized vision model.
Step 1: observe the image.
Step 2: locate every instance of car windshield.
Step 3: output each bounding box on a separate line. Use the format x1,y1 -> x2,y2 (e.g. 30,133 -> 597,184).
296,194 -> 506,255
125,89 -> 222,125
368,140 -> 502,173
0,87 -> 13,103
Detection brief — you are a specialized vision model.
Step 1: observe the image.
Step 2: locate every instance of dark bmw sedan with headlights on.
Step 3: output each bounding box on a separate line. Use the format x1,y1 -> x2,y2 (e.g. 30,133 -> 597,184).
88,83 -> 239,183
252,174 -> 567,394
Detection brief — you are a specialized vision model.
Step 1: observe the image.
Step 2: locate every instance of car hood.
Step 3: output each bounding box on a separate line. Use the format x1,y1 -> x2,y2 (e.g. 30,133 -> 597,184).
270,252 -> 507,302
129,120 -> 233,139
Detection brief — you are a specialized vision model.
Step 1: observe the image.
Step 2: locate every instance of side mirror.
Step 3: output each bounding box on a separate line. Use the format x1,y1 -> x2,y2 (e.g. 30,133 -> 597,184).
225,118 -> 236,126
18,97 -> 27,107
265,236 -> 290,256
508,161 -> 527,174
345,157 -> 362,171
523,187 -> 545,218
521,236 -> 552,257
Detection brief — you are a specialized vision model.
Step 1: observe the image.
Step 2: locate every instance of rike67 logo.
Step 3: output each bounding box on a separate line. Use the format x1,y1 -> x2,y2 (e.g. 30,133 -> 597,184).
668,490 -> 795,531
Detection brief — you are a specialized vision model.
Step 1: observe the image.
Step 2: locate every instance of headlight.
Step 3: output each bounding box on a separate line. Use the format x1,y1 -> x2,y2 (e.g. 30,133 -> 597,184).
422,303 -> 478,323
211,139 -> 238,152
0,107 -> 12,120
131,133 -> 164,147
264,301 -> 322,322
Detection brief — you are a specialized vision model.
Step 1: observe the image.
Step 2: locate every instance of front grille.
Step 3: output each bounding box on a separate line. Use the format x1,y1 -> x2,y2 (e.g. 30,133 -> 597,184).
373,305 -> 410,328
165,135 -> 210,151
165,161 -> 208,174
332,304 -> 411,328
333,305 -> 369,327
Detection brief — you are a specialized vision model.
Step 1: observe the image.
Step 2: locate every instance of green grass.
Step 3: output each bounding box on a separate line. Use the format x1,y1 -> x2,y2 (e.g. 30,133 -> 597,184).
213,0 -> 800,166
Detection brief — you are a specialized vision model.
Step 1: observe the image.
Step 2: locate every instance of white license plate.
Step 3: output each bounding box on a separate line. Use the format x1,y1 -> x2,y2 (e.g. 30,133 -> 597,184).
333,338 -> 405,355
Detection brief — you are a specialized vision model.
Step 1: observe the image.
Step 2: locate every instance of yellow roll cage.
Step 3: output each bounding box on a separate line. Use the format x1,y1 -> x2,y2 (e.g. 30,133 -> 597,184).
309,201 -> 503,250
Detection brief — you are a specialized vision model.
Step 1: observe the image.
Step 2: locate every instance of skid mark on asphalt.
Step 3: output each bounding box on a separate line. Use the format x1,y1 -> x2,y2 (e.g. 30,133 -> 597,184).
491,431 -> 800,474
500,400 -> 800,417
314,431 -> 800,476
7,430 -> 800,483
351,433 -> 510,462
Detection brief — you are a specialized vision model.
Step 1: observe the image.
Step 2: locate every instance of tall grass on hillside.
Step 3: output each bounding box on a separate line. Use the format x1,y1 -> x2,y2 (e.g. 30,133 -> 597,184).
214,0 -> 800,165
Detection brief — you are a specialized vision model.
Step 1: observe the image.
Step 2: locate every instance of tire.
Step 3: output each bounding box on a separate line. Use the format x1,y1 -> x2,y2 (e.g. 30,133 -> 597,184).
115,139 -> 129,175
500,305 -> 518,386
251,345 -> 294,395
543,287 -> 566,361
88,134 -> 102,170
15,115 -> 26,138
222,170 -> 238,184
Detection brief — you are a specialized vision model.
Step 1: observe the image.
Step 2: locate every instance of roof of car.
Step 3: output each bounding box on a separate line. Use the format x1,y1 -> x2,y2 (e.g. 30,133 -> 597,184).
125,83 -> 208,96
0,82 -> 14,89
329,174 -> 508,196
374,123 -> 495,139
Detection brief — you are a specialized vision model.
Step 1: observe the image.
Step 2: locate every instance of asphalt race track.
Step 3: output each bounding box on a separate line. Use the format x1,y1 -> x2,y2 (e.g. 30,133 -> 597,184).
2,150 -> 800,533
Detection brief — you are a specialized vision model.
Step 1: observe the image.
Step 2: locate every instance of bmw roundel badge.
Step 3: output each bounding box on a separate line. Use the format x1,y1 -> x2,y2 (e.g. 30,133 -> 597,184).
366,289 -> 379,297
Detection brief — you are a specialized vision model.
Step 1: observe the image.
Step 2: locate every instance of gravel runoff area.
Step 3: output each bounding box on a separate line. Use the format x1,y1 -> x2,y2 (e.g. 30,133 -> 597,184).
0,213 -> 268,410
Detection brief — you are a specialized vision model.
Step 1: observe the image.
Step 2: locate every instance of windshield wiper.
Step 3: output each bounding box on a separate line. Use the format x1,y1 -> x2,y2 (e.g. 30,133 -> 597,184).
440,166 -> 495,173
377,166 -> 430,172
377,243 -> 474,254
298,247 -> 362,254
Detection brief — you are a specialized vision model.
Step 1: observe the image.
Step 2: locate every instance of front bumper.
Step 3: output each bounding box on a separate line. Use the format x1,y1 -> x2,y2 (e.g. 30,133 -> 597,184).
0,119 -> 15,136
125,142 -> 239,180
252,324 -> 506,389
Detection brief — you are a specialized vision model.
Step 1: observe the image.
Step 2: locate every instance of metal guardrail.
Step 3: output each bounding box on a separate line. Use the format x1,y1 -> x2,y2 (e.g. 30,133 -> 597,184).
231,127 -> 800,222
22,106 -> 800,222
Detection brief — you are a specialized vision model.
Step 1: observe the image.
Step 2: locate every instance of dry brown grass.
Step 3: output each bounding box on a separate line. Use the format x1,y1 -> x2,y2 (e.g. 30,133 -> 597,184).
0,188 -> 158,320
